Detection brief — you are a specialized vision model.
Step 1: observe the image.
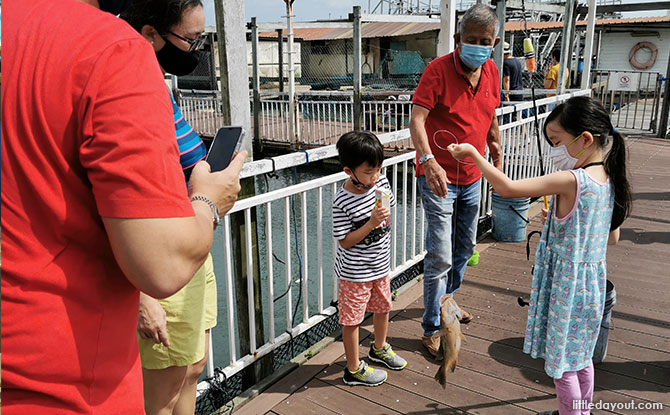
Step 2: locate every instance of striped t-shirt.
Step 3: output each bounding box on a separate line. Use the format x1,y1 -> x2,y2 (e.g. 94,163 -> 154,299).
332,175 -> 396,282
171,91 -> 207,185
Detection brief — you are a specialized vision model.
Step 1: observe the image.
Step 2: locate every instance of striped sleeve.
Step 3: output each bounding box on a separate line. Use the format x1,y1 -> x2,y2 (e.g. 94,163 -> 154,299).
170,92 -> 207,185
332,200 -> 351,241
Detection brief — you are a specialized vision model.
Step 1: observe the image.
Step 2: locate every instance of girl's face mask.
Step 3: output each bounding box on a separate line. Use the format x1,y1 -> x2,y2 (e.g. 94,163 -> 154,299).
548,134 -> 586,170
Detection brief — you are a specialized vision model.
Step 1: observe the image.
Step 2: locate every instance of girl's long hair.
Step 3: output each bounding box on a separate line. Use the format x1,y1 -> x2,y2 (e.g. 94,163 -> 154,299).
544,96 -> 632,230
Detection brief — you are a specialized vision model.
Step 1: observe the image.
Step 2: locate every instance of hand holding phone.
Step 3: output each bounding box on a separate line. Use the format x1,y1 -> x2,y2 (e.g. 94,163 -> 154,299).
206,126 -> 245,172
189,150 -> 247,218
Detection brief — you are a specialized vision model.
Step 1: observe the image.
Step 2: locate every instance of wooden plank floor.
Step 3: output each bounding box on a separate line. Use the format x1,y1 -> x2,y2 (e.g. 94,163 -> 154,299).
236,137 -> 670,415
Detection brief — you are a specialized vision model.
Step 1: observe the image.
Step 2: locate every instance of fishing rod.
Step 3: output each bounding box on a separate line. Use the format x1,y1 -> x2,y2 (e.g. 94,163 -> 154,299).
517,0 -> 550,307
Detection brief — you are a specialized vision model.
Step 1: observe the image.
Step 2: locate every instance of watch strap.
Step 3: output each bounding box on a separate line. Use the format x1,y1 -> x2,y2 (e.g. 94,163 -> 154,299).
419,154 -> 435,165
190,195 -> 220,229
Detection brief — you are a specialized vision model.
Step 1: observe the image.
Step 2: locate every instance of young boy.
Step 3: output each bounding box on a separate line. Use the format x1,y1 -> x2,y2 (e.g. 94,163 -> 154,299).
333,131 -> 407,387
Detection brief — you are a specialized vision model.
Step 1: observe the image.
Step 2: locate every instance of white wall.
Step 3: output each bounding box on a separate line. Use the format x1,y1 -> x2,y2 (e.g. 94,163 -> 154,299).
597,30 -> 670,74
246,40 -> 302,78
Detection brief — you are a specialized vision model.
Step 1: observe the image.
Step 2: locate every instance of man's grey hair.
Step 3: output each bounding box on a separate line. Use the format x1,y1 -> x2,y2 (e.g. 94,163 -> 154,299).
459,4 -> 499,38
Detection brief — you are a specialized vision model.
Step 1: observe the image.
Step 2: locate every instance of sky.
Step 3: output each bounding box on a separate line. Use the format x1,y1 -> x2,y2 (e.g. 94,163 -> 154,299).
202,0 -> 669,27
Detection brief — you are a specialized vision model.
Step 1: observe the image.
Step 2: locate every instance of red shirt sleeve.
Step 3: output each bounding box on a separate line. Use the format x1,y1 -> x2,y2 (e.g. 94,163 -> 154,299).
78,39 -> 193,219
413,59 -> 443,111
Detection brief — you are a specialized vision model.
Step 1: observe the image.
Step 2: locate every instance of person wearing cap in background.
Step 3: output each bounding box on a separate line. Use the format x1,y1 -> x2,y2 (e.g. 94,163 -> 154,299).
503,41 -> 524,103
1,0 -> 246,413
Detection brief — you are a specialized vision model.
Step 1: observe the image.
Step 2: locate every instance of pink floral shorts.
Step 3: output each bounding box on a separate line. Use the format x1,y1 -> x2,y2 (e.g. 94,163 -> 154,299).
338,275 -> 392,326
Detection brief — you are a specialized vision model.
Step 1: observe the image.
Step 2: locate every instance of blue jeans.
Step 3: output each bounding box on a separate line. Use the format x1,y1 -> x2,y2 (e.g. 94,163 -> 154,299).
418,176 -> 481,336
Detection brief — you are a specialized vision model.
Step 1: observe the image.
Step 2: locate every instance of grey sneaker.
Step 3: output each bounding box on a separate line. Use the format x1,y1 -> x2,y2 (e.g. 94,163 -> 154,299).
368,343 -> 407,370
342,361 -> 387,386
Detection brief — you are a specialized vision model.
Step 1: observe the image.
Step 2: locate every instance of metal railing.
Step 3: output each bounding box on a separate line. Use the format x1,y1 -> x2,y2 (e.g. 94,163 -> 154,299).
591,70 -> 663,132
178,90 -> 223,138
196,90 -> 590,403
255,91 -> 415,148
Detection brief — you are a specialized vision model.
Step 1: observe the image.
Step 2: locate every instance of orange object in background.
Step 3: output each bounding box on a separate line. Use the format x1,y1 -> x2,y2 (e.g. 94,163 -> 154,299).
524,38 -> 536,72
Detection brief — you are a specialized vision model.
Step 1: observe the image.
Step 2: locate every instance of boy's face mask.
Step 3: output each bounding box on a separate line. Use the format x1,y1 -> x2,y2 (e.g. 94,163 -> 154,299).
548,133 -> 586,170
351,171 -> 375,191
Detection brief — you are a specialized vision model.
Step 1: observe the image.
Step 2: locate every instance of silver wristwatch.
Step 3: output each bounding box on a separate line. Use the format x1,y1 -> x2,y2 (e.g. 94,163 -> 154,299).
419,154 -> 435,165
190,195 -> 220,230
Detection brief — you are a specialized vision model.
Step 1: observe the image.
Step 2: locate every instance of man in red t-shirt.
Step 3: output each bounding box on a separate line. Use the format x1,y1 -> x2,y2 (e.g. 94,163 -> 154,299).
1,1 -> 245,413
410,4 -> 503,358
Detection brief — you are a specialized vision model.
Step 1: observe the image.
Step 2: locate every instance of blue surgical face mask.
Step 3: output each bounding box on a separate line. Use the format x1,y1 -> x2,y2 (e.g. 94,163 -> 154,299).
459,43 -> 493,69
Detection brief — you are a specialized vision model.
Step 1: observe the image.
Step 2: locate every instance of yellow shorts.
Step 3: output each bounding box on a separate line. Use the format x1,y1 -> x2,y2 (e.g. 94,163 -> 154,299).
138,253 -> 217,369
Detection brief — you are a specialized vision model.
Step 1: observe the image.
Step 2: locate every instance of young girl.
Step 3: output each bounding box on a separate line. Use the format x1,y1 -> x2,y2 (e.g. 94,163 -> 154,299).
448,96 -> 631,415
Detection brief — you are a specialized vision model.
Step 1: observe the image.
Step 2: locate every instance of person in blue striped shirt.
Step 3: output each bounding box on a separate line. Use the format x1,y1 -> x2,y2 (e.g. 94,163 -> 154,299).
172,92 -> 207,185
122,2 -> 217,414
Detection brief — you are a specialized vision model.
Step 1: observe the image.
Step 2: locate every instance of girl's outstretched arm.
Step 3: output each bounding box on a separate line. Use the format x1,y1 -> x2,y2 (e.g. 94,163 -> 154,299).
608,228 -> 620,245
447,143 -> 576,199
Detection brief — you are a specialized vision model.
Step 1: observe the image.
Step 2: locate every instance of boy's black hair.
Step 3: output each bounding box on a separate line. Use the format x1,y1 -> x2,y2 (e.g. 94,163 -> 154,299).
543,96 -> 632,230
336,131 -> 384,169
551,49 -> 561,62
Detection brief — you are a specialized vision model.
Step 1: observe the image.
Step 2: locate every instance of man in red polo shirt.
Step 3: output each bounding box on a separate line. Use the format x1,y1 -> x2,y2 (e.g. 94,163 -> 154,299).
410,4 -> 503,358
1,0 -> 245,413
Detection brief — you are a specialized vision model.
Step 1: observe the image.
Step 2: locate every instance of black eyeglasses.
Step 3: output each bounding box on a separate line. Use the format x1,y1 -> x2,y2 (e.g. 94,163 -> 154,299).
168,31 -> 206,52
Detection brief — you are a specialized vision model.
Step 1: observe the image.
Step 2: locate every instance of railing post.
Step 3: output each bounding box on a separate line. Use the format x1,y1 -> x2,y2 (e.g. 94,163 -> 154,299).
557,0 -> 576,95
353,6 -> 362,131
215,0 -> 269,390
251,18 -> 261,145
581,0 -> 596,90
659,54 -> 670,138
438,0 -> 456,57
285,0 -> 297,147
494,0 -> 506,93
277,28 -> 284,93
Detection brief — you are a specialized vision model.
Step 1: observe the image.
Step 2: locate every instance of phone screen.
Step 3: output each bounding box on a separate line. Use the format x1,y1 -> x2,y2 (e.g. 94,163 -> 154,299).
206,126 -> 245,172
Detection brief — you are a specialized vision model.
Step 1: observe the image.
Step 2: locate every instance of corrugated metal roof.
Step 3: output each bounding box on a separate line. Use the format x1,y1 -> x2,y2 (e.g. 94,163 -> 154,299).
505,15 -> 670,32
260,16 -> 670,40
260,21 -> 441,40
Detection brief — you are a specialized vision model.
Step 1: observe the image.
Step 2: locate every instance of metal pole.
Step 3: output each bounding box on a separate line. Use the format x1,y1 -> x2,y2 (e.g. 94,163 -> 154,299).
353,6 -> 363,131
438,0 -> 456,57
251,18 -> 261,143
594,30 -> 602,70
494,0 -> 506,92
208,33 -> 217,90
285,0 -> 296,147
277,29 -> 284,92
214,2 -> 231,125
557,0 -> 576,95
214,0 -> 266,391
581,0 -> 596,90
658,48 -> 670,138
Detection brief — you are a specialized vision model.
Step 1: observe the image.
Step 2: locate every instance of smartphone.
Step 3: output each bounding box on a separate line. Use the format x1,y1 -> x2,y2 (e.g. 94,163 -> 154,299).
206,126 -> 245,172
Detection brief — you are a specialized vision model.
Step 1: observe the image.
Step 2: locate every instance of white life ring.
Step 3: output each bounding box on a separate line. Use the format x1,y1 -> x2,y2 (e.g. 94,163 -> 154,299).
629,41 -> 658,70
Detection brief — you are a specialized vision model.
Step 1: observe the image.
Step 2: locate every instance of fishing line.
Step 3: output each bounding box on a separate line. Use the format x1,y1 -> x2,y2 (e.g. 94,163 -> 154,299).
520,0 -> 546,178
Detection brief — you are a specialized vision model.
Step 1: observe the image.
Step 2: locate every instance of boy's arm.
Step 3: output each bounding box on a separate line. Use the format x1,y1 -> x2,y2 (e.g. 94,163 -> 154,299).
339,221 -> 377,250
338,206 -> 390,250
608,228 -> 620,245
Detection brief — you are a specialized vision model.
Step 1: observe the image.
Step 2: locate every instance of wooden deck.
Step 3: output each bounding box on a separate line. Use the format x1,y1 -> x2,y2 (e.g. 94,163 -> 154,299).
235,137 -> 670,415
